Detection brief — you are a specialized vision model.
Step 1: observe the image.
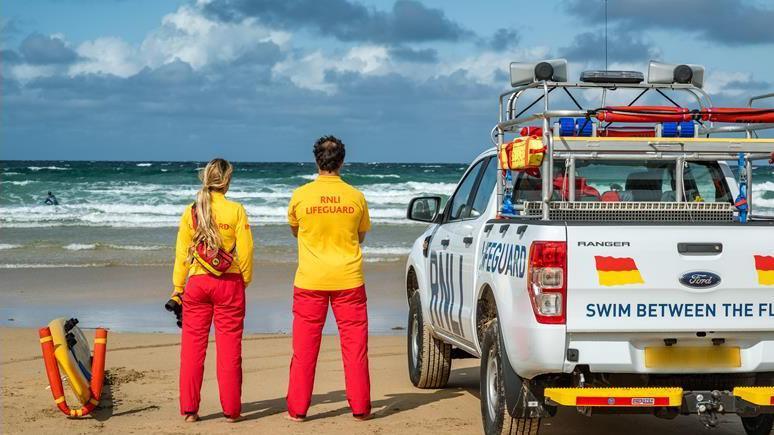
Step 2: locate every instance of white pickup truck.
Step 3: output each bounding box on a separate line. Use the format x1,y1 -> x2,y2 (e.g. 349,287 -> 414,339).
403,60 -> 774,435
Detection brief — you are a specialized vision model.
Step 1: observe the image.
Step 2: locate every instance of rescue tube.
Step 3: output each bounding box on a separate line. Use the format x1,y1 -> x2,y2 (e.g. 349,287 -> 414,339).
705,108 -> 774,124
595,106 -> 774,123
39,325 -> 107,417
48,318 -> 91,405
596,106 -> 692,123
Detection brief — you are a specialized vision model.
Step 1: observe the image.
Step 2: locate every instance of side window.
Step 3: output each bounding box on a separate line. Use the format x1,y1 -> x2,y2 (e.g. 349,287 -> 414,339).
447,159 -> 486,222
470,157 -> 497,218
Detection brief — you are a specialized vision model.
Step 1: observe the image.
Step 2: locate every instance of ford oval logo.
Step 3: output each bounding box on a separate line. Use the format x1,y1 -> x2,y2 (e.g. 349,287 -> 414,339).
679,271 -> 721,289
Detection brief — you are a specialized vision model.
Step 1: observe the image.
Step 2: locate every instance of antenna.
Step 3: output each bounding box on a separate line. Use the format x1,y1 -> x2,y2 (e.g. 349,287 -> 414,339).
604,0 -> 608,70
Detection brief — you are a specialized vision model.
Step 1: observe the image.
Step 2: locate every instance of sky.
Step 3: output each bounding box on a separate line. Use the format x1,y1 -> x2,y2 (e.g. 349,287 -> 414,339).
2,0 -> 773,163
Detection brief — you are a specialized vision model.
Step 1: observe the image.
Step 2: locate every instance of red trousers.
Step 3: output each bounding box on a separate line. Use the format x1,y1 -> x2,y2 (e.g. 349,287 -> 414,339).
180,274 -> 245,417
286,285 -> 370,417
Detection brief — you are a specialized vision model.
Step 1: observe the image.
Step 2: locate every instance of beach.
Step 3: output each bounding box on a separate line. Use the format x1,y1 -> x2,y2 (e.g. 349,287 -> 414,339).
0,329 -> 747,435
0,262 -> 750,434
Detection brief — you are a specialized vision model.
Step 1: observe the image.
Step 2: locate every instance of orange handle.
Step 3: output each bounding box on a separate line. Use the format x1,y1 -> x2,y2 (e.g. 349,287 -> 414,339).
90,329 -> 108,401
39,327 -> 70,415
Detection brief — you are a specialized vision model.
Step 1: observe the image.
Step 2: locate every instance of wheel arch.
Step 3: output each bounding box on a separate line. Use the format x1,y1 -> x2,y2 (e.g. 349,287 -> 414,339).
406,265 -> 418,302
475,282 -> 498,352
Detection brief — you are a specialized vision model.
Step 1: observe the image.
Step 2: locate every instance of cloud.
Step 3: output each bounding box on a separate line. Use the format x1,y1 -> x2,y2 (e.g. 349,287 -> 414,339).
703,70 -> 772,97
486,28 -> 520,52
441,46 -> 551,85
3,49 -> 502,161
564,0 -> 774,46
1,17 -> 21,39
388,46 -> 438,63
559,27 -> 660,64
140,4 -> 288,69
203,0 -> 471,44
70,37 -> 142,77
725,79 -> 771,90
272,45 -> 392,93
19,33 -> 79,65
1,49 -> 22,65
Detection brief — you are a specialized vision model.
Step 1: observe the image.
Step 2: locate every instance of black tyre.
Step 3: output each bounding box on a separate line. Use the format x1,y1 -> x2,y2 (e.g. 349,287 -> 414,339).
407,291 -> 451,388
742,415 -> 774,435
480,319 -> 540,435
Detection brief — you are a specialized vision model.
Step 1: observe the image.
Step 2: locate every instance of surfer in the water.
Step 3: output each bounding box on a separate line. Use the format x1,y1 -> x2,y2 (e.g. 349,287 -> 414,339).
44,191 -> 59,205
165,158 -> 254,423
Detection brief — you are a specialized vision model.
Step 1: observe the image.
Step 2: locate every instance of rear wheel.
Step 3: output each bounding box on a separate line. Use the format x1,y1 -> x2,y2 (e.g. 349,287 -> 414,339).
407,292 -> 451,388
480,319 -> 540,435
741,415 -> 774,435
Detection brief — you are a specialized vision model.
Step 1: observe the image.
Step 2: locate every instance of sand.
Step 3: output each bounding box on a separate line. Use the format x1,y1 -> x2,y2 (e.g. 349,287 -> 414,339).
0,329 -> 749,435
0,262 -> 749,434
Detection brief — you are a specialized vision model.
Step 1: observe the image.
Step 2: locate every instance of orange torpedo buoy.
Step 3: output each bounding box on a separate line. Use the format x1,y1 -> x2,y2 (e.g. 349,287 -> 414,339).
39,326 -> 108,417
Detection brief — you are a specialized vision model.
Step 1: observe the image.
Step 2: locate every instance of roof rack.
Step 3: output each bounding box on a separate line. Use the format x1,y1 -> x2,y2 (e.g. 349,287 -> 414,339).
492,60 -> 774,221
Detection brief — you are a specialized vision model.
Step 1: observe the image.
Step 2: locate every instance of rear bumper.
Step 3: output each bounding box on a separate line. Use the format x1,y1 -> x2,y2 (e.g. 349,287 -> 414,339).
566,332 -> 774,374
544,386 -> 774,416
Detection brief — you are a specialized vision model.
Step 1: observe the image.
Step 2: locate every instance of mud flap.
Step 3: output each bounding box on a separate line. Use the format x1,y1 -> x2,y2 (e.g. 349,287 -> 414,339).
498,321 -> 554,419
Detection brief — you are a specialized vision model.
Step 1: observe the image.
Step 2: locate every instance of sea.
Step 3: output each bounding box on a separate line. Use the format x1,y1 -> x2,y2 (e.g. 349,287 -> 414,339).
0,161 -> 466,269
0,161 -> 773,270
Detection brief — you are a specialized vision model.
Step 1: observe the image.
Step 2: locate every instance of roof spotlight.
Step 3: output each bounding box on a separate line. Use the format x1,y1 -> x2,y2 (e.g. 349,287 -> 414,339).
510,59 -> 568,87
648,60 -> 704,88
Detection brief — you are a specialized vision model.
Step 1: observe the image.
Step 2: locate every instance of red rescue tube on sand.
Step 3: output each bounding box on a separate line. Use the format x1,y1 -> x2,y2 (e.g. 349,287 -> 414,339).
39,327 -> 108,417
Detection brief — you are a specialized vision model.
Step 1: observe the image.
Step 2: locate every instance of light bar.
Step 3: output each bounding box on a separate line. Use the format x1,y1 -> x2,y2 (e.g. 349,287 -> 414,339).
580,70 -> 644,84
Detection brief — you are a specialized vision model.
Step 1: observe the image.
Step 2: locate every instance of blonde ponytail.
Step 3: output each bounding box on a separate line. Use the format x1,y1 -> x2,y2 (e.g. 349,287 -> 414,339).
188,158 -> 233,262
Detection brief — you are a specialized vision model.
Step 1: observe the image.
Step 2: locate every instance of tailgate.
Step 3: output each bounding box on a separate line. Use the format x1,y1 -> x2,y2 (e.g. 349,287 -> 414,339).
566,225 -> 773,332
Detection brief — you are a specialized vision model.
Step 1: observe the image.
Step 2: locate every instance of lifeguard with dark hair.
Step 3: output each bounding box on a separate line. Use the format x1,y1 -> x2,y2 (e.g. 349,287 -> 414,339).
286,135 -> 372,421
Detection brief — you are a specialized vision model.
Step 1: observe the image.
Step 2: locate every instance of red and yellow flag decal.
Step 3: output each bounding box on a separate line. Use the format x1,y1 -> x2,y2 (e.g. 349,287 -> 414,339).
595,256 -> 644,286
754,255 -> 774,286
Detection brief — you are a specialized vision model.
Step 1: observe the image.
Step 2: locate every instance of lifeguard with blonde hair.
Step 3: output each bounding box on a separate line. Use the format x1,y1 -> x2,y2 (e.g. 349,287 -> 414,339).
166,158 -> 254,423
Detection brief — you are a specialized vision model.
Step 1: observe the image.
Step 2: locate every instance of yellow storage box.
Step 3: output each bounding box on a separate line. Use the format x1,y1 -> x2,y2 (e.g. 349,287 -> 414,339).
498,136 -> 545,171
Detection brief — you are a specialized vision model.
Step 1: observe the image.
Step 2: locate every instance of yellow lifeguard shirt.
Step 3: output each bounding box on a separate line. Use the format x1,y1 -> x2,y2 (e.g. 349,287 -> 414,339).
172,191 -> 254,294
288,175 -> 371,290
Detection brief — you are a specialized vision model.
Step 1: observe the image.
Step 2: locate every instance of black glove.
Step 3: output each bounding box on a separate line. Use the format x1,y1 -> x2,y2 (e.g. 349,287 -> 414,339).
165,293 -> 183,328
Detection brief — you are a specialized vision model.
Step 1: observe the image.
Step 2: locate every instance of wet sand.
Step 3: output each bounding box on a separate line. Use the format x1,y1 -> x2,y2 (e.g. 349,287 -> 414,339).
0,261 -> 409,333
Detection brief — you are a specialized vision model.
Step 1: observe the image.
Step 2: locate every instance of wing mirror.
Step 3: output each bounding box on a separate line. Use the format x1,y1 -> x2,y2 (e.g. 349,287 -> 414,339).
407,196 -> 442,223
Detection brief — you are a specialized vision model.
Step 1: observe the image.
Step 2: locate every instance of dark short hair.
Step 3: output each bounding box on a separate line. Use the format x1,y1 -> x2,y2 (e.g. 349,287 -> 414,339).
313,135 -> 346,171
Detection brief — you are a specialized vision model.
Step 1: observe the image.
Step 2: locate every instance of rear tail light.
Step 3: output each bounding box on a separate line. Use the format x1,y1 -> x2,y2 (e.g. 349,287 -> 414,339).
527,241 -> 567,324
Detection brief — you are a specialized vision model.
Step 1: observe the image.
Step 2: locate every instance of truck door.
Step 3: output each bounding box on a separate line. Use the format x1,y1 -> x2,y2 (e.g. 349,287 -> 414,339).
428,156 -> 496,342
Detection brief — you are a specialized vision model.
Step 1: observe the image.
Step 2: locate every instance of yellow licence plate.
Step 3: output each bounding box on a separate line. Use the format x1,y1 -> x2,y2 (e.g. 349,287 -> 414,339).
644,346 -> 741,369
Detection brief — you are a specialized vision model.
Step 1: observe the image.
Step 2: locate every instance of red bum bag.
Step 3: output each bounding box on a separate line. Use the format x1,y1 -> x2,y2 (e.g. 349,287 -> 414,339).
191,205 -> 234,276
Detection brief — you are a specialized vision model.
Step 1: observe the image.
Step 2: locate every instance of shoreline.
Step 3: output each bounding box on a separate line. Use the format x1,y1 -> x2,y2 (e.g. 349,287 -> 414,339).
0,261 -> 410,334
